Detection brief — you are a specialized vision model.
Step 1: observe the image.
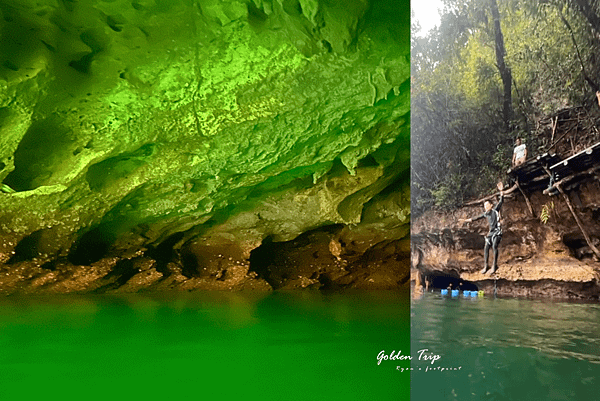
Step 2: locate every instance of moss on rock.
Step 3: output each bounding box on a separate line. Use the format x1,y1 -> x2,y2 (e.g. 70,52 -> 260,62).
0,0 -> 409,293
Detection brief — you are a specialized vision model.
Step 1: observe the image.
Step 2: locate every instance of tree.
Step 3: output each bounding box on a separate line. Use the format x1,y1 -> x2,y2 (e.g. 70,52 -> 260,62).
490,0 -> 513,128
412,0 -> 600,216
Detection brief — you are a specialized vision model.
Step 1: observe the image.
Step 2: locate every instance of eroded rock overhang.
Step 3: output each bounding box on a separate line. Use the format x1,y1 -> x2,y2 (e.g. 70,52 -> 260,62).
0,0 -> 410,293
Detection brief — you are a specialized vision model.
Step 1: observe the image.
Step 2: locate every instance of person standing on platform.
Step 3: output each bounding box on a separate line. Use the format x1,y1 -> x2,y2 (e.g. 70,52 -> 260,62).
512,137 -> 527,167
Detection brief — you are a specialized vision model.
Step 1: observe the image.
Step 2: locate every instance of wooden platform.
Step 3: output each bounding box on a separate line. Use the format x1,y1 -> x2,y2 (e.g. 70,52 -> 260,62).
550,142 -> 600,179
508,142 -> 600,193
507,153 -> 561,191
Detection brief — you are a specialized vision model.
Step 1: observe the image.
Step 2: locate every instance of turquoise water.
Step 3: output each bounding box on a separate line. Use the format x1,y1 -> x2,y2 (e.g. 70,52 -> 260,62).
411,292 -> 600,400
0,291 -> 409,400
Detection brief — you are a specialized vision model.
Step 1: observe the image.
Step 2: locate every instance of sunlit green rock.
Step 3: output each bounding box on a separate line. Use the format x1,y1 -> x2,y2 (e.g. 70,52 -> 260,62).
0,0 -> 409,292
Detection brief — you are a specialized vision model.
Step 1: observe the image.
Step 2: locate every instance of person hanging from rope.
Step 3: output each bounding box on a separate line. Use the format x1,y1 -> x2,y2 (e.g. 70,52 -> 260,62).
460,182 -> 505,274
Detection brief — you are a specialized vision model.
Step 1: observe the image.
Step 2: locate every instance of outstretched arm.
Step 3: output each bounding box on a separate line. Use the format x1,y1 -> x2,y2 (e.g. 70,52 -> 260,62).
462,214 -> 485,224
494,193 -> 504,211
494,183 -> 505,211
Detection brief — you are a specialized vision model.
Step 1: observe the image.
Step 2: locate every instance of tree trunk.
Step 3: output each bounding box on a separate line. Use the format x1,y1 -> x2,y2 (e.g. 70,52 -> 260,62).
490,0 -> 513,129
573,0 -> 600,36
558,5 -> 599,91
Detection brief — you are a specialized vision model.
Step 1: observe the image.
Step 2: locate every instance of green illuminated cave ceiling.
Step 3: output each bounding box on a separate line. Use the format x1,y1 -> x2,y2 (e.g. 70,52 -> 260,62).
0,0 -> 409,291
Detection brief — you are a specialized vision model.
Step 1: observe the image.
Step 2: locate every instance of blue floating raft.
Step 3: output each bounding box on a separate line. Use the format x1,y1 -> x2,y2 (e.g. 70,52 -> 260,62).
441,289 -> 483,298
441,289 -> 484,298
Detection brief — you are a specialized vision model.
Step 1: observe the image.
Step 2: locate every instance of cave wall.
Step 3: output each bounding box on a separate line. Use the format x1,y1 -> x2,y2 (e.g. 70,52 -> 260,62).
0,0 -> 410,293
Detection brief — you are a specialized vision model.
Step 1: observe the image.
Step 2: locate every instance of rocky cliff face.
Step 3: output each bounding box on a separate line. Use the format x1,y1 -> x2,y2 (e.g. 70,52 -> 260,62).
413,180 -> 600,299
0,0 -> 410,293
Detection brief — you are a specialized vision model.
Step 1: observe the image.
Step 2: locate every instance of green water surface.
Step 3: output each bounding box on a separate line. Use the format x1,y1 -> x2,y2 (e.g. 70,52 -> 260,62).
0,290 -> 409,400
411,292 -> 600,400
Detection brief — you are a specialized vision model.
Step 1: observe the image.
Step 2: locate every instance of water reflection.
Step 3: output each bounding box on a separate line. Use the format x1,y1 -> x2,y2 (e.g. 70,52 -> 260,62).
412,292 -> 600,400
0,290 -> 410,400
413,294 -> 600,364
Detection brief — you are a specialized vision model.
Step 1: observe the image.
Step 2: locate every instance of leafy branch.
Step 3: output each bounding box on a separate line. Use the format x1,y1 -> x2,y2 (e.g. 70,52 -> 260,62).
540,201 -> 555,224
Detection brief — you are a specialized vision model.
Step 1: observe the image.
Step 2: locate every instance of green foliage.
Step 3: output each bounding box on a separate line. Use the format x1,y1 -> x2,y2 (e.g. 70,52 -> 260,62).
493,142 -> 511,175
540,201 -> 555,224
431,172 -> 464,209
412,0 -> 600,216
1,184 -> 16,194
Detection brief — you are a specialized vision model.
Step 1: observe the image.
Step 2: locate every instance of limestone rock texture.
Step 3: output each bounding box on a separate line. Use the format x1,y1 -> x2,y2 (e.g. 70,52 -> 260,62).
412,181 -> 600,300
0,0 -> 410,293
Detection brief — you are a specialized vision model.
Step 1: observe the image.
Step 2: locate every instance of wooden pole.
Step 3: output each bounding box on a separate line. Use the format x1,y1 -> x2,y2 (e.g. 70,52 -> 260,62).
543,165 -> 600,195
516,180 -> 535,217
464,183 -> 518,206
547,129 -> 570,152
557,184 -> 600,259
582,106 -> 600,136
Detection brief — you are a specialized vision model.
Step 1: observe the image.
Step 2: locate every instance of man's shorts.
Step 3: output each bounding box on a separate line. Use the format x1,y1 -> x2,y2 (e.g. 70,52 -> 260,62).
485,228 -> 502,247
